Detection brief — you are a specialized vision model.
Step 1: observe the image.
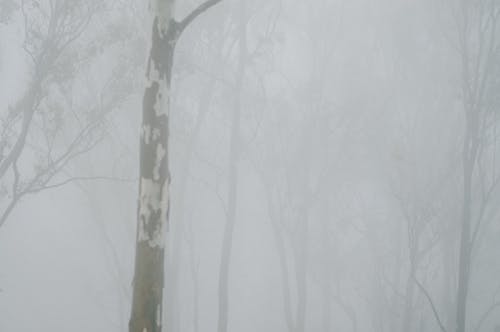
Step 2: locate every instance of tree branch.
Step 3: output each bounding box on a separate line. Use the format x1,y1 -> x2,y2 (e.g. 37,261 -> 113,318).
29,175 -> 135,193
176,0 -> 222,37
412,275 -> 448,332
473,302 -> 500,332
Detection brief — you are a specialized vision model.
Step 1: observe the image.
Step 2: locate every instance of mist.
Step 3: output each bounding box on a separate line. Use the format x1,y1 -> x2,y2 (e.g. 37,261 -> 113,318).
1,0 -> 500,331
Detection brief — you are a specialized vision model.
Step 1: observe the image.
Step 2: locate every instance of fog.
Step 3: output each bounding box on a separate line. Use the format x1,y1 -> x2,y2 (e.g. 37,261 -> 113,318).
1,0 -> 500,331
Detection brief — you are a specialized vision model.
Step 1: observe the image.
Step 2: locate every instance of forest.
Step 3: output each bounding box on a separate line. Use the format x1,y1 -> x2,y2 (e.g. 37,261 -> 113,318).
1,0 -> 500,331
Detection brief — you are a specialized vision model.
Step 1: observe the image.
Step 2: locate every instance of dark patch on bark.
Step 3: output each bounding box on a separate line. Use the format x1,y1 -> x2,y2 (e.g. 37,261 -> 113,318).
149,18 -> 176,81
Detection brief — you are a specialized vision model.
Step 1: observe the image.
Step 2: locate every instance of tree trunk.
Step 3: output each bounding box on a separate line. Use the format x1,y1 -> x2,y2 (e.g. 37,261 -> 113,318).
321,208 -> 332,332
402,269 -> 416,332
295,206 -> 309,332
390,220 -> 403,332
166,76 -> 216,332
456,88 -> 480,332
129,2 -> 176,331
216,3 -> 246,332
129,1 -> 221,331
267,199 -> 295,332
403,244 -> 417,332
441,226 -> 456,331
456,141 -> 475,332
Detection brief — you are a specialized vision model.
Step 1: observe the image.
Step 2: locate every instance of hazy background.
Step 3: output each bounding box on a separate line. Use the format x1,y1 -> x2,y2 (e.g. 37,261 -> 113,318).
1,0 -> 500,331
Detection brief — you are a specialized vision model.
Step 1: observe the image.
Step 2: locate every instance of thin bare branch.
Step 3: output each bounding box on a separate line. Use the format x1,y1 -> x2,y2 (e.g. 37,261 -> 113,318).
27,175 -> 135,193
412,275 -> 447,332
473,302 -> 500,332
176,0 -> 223,38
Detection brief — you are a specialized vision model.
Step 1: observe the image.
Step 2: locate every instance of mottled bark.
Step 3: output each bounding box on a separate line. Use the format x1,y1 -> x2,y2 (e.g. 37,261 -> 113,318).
130,1 -> 222,331
129,2 -> 176,331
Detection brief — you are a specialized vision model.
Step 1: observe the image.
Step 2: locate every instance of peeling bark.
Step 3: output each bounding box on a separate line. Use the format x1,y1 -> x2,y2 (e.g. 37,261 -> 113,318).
129,1 -> 222,331
129,2 -> 175,331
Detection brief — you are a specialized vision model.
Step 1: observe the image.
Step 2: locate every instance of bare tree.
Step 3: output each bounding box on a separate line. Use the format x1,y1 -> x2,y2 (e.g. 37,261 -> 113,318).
450,1 -> 500,331
0,0 -> 132,228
